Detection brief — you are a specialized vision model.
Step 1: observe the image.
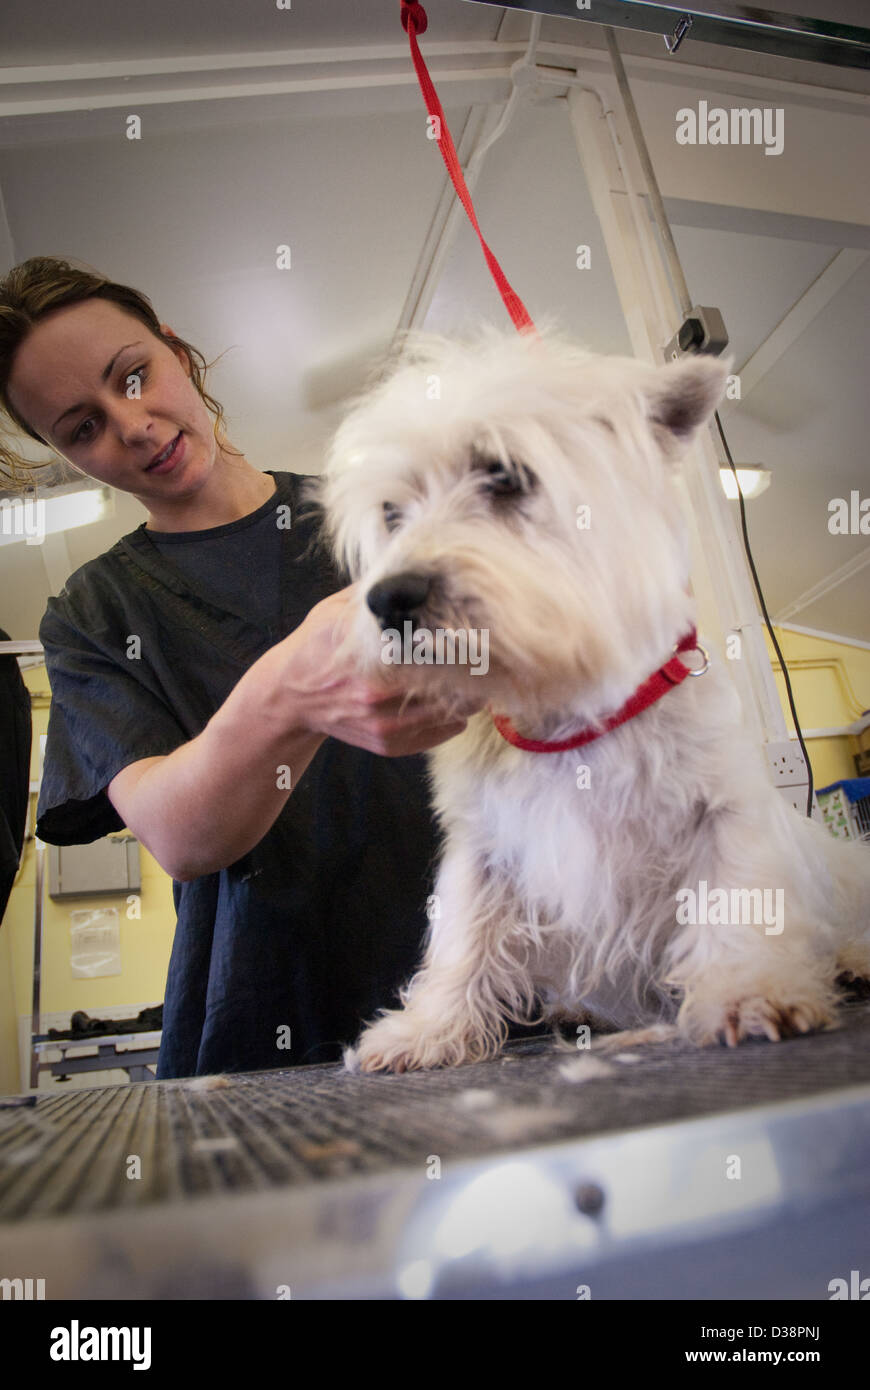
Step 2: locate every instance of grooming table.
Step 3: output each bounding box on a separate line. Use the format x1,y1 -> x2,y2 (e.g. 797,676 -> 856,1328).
31,1030 -> 161,1084
2,1002 -> 869,1300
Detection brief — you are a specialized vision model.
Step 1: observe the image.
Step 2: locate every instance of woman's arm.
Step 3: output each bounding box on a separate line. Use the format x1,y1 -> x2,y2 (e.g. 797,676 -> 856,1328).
108,586 -> 475,880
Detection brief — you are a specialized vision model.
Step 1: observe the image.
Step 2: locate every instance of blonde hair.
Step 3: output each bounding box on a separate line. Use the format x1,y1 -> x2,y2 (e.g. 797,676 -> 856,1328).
0,255 -> 240,490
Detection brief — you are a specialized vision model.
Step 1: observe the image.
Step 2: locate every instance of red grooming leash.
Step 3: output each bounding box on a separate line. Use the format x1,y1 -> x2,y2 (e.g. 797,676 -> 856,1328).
400,1 -> 536,335
399,2 -> 706,750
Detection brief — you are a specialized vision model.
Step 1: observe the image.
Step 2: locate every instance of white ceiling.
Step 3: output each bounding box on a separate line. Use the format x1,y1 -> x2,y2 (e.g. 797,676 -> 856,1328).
1,0 -> 869,649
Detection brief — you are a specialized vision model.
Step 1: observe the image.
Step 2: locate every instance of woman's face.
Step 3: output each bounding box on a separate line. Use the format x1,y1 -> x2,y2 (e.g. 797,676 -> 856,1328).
7,298 -> 218,503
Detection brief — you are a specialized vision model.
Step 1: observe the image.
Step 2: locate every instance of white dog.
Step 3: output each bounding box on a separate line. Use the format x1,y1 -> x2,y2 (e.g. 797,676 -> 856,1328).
316,324 -> 870,1072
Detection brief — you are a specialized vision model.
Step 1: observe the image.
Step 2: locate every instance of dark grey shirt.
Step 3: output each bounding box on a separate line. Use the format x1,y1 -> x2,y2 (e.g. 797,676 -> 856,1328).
147,486 -> 283,639
35,472 -> 442,1077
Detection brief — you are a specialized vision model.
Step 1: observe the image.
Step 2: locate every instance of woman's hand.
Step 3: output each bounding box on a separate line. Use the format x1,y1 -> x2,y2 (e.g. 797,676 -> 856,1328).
257,584 -> 488,756
108,583 -> 483,880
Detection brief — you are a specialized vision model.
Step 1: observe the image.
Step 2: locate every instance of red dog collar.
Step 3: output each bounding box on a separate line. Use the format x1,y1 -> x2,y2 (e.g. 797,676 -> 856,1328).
492,629 -> 708,753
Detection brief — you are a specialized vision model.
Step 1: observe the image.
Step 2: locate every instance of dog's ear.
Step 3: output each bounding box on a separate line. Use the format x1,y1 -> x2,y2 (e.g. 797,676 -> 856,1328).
648,354 -> 731,452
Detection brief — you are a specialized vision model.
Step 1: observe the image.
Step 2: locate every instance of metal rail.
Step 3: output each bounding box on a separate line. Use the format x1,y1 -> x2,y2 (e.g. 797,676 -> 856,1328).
476,1 -> 870,70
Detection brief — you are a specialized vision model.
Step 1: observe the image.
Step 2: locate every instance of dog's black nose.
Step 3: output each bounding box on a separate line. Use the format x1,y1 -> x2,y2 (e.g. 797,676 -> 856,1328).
366,572 -> 431,628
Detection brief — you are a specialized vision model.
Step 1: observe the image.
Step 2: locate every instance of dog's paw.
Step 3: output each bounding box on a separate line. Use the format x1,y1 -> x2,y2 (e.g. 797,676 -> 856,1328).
680,992 -> 836,1047
345,1011 -> 450,1074
345,1008 -> 497,1073
835,941 -> 870,997
837,969 -> 870,1001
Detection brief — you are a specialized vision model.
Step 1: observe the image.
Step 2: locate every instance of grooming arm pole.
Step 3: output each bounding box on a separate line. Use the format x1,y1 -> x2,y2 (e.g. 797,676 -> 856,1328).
566,78 -> 787,748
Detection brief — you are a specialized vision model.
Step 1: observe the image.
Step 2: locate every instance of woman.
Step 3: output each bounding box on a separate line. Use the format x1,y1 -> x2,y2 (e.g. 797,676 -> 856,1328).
0,255 -> 481,1077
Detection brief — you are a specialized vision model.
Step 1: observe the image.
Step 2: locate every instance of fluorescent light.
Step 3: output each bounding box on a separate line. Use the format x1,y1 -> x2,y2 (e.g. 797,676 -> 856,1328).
0,486 -> 113,546
720,466 -> 771,500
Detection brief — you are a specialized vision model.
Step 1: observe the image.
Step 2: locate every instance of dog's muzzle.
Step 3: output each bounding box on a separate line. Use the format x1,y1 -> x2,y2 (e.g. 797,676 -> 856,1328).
366,571 -> 432,630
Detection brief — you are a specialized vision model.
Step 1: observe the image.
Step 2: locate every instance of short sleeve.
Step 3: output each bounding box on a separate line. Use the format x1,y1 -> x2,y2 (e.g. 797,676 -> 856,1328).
35,599 -> 189,846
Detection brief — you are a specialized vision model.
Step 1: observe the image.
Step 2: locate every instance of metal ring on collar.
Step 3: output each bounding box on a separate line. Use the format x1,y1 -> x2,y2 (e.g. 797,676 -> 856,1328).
683,642 -> 710,676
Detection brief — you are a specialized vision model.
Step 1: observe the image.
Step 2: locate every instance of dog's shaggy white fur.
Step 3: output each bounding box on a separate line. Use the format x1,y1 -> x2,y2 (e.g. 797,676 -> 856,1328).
316,324 -> 870,1072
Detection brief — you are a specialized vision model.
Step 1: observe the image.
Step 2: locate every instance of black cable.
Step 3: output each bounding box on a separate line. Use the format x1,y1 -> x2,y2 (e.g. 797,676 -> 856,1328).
713,409 -> 814,818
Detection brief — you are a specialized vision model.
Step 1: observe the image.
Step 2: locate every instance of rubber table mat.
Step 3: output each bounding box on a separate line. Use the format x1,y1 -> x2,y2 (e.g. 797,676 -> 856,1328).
2,1000 -> 869,1221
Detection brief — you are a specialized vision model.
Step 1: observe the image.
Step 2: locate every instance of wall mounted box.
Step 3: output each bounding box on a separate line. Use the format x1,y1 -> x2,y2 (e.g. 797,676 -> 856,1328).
47,837 -> 141,899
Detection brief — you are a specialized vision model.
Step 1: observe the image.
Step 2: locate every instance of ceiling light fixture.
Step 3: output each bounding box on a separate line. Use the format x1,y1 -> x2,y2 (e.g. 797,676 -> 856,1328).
0,485 -> 113,547
720,466 -> 771,501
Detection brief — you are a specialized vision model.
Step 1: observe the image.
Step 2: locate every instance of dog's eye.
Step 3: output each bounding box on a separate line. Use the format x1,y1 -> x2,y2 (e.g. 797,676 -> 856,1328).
484,464 -> 521,496
382,502 -> 402,532
472,452 -> 535,498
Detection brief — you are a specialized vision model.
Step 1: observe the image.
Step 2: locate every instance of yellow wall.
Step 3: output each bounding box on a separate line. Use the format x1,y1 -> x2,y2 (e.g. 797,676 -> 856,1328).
763,627 -> 870,790
0,663 -> 176,1093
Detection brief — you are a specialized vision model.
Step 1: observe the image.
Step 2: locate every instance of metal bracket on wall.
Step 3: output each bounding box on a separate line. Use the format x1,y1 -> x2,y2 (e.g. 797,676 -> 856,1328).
465,1 -> 870,71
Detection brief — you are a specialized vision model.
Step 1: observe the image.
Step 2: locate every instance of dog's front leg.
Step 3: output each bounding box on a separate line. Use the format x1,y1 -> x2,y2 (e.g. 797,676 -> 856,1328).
665,877 -> 840,1047
345,839 -> 530,1073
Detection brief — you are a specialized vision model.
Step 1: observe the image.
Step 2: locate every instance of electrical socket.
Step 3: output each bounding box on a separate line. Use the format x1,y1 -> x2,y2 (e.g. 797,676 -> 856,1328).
765,740 -> 808,787
765,740 -> 817,818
